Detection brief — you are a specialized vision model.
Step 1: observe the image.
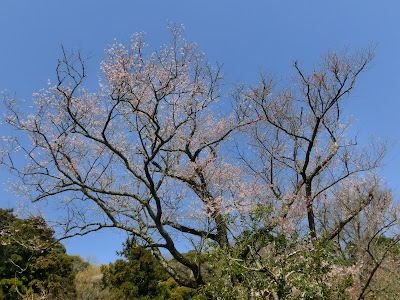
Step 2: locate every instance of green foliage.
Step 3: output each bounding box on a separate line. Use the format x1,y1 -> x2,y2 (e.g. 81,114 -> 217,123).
71,255 -> 91,273
0,209 -> 77,299
101,238 -> 201,299
0,278 -> 25,300
201,227 -> 354,299
101,246 -> 168,299
157,277 -> 203,300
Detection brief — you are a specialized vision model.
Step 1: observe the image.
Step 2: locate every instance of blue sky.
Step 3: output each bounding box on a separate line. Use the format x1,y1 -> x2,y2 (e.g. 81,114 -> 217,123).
1,1 -> 399,264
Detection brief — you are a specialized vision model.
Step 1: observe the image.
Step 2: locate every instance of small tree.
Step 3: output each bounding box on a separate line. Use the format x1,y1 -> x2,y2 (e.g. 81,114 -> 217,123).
101,238 -> 198,299
101,239 -> 168,299
0,209 -> 77,299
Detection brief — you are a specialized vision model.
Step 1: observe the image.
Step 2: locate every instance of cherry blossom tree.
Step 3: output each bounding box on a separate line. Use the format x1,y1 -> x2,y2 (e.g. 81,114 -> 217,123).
1,25 -> 250,288
1,25 -> 395,295
235,46 -> 386,242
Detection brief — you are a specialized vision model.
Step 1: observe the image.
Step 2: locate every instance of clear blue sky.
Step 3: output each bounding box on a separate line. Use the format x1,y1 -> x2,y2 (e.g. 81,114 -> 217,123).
1,1 -> 399,264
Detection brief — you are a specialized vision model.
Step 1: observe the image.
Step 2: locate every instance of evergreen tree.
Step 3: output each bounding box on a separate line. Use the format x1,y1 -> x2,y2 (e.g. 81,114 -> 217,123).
0,209 -> 77,299
101,238 -> 199,299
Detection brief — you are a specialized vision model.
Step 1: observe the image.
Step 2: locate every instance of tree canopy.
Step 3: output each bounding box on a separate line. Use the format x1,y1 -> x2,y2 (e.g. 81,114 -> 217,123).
0,209 -> 78,299
101,238 -> 199,299
1,25 -> 399,298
